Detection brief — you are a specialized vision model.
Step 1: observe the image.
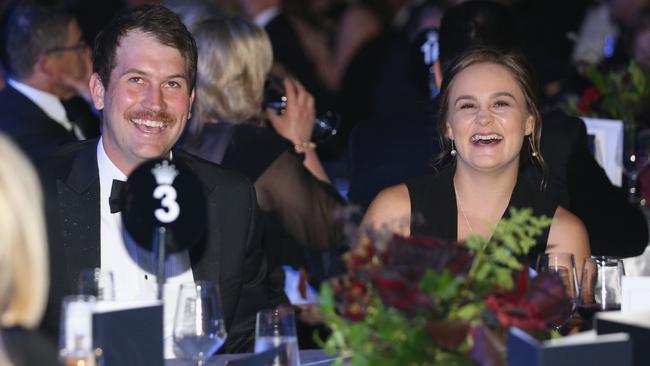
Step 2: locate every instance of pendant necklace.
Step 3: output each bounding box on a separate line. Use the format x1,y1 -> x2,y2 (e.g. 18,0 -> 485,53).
454,185 -> 475,236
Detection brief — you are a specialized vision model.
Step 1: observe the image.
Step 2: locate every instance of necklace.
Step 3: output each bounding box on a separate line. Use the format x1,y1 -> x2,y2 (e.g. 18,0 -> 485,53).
454,186 -> 475,236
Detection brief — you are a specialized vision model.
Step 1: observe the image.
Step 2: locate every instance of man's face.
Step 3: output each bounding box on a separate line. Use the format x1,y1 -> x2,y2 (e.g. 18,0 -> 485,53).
89,30 -> 195,175
48,19 -> 91,98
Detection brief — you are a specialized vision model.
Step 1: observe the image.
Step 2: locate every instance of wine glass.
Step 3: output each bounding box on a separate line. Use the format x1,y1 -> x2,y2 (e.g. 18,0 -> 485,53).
577,256 -> 625,329
78,268 -> 115,301
173,281 -> 227,365
536,253 -> 580,333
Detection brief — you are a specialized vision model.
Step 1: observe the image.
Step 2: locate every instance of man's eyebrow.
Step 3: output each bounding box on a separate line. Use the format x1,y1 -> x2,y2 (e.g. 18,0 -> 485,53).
120,69 -> 188,81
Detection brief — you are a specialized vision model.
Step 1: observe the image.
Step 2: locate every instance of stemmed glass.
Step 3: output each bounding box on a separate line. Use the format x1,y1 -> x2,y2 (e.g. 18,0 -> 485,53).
536,253 -> 580,333
576,256 -> 625,330
173,281 -> 227,365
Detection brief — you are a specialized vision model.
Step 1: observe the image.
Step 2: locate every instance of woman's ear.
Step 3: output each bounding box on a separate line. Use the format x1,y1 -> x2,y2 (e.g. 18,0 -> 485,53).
445,122 -> 453,140
525,115 -> 534,136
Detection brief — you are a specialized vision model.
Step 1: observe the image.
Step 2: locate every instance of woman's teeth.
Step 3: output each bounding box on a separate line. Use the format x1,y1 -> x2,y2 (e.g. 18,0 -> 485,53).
471,134 -> 503,144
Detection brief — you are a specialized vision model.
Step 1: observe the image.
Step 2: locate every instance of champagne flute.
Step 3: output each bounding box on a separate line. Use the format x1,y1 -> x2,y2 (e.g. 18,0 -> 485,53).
537,253 -> 579,333
173,281 -> 227,365
577,256 -> 625,329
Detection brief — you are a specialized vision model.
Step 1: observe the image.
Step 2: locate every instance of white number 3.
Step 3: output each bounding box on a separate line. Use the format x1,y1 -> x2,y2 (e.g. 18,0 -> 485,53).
153,185 -> 180,223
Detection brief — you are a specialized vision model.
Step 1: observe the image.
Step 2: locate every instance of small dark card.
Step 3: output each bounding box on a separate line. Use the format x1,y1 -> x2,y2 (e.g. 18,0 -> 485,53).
92,304 -> 163,366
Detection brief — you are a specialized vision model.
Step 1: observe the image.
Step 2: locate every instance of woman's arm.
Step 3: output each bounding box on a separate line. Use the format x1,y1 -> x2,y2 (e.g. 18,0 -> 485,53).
266,78 -> 331,183
361,184 -> 412,236
547,206 -> 591,282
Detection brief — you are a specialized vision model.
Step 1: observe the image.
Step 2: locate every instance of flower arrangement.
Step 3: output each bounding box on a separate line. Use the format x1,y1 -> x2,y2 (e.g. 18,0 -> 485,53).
570,61 -> 648,126
318,208 -> 570,366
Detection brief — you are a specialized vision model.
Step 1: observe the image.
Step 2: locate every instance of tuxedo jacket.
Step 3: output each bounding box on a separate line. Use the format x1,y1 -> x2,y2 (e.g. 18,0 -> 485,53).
38,139 -> 273,353
0,86 -> 77,161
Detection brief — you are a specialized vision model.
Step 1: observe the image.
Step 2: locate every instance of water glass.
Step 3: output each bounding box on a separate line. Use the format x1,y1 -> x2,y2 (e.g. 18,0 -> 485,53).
59,295 -> 96,365
255,306 -> 300,366
78,268 -> 115,301
173,281 -> 227,365
577,257 -> 625,329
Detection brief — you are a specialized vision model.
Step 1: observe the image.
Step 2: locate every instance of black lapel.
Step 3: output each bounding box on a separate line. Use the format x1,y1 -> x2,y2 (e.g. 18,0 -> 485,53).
57,140 -> 101,287
175,150 -> 222,284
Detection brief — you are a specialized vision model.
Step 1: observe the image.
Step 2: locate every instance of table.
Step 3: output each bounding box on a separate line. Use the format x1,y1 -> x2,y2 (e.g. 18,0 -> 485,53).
165,349 -> 338,366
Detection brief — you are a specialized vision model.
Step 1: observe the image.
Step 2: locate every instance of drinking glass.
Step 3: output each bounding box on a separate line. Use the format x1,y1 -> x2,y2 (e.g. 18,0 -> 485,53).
78,268 -> 115,301
577,256 -> 625,329
255,306 -> 300,366
537,253 -> 580,332
173,281 -> 227,365
59,295 -> 96,365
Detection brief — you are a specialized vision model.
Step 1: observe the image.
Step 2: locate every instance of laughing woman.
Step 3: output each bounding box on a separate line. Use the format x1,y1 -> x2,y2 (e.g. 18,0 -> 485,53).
362,48 -> 590,274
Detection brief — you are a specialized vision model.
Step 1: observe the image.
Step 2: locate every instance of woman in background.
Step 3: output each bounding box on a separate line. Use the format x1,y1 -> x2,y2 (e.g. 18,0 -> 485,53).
363,48 -> 590,274
181,16 -> 345,289
0,134 -> 58,365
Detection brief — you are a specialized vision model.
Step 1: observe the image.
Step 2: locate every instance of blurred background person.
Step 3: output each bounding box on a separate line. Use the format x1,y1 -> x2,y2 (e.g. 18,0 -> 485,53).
174,15 -> 346,348
0,133 -> 58,365
0,1 -> 99,161
179,15 -> 345,281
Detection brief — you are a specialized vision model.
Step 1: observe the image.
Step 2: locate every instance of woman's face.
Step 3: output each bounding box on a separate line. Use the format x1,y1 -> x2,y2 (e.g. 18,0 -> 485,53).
445,62 -> 534,174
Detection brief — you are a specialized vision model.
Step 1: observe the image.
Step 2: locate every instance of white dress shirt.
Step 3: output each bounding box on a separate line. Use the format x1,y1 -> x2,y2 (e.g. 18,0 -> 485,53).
97,138 -> 194,359
8,78 -> 85,139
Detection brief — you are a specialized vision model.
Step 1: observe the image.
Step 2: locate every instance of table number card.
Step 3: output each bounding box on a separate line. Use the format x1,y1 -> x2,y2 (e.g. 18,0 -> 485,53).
622,276 -> 650,313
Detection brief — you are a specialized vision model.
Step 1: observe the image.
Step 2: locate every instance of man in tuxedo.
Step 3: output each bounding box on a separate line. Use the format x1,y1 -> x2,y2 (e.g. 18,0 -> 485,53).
0,2 -> 99,161
39,4 -> 274,355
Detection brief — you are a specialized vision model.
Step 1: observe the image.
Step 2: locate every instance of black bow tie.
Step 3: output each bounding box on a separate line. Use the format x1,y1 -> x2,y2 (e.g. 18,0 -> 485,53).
109,179 -> 126,213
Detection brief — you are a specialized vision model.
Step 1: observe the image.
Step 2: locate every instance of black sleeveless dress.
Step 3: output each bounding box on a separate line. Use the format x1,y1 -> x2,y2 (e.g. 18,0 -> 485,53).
406,164 -> 557,263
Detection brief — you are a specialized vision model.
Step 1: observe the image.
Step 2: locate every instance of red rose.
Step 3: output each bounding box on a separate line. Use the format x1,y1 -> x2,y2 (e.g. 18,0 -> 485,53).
577,86 -> 601,113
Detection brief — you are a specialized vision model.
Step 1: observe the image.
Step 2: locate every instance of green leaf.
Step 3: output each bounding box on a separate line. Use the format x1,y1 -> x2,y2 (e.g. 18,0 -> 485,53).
454,303 -> 482,320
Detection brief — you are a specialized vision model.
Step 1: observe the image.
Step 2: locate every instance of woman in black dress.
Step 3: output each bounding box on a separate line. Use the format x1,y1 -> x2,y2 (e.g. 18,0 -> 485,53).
362,48 -> 590,274
180,17 -> 344,286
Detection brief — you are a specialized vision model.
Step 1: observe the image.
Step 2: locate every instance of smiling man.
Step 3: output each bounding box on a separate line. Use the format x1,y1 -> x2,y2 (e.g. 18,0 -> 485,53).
38,5 -> 274,356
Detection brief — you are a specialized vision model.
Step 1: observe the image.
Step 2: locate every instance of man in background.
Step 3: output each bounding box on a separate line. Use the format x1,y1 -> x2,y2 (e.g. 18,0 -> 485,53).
0,2 -> 99,161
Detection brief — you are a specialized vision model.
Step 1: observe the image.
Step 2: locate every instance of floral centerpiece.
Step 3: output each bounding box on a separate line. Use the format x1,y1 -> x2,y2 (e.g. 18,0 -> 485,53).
317,208 -> 570,366
570,61 -> 648,127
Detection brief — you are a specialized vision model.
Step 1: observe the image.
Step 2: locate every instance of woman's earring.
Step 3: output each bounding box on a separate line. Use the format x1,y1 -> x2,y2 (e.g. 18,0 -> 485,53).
529,136 -> 537,157
450,140 -> 457,157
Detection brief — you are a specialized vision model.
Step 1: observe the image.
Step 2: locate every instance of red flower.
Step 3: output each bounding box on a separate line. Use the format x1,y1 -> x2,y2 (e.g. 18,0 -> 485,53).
577,86 -> 601,113
373,273 -> 428,311
484,271 -> 570,331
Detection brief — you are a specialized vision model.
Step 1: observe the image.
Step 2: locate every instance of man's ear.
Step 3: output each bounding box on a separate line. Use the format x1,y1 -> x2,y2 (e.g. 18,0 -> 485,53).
89,73 -> 105,110
188,88 -> 195,119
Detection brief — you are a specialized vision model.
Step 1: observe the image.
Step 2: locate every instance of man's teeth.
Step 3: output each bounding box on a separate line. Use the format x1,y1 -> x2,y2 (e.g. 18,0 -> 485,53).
132,118 -> 165,128
471,134 -> 503,142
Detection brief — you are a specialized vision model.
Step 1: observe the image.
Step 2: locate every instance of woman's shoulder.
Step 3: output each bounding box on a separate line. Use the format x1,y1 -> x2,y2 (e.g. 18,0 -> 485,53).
362,183 -> 411,234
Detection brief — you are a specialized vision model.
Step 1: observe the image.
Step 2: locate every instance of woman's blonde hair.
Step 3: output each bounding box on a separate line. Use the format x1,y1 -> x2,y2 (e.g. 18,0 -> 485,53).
0,134 -> 48,329
188,16 -> 273,139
